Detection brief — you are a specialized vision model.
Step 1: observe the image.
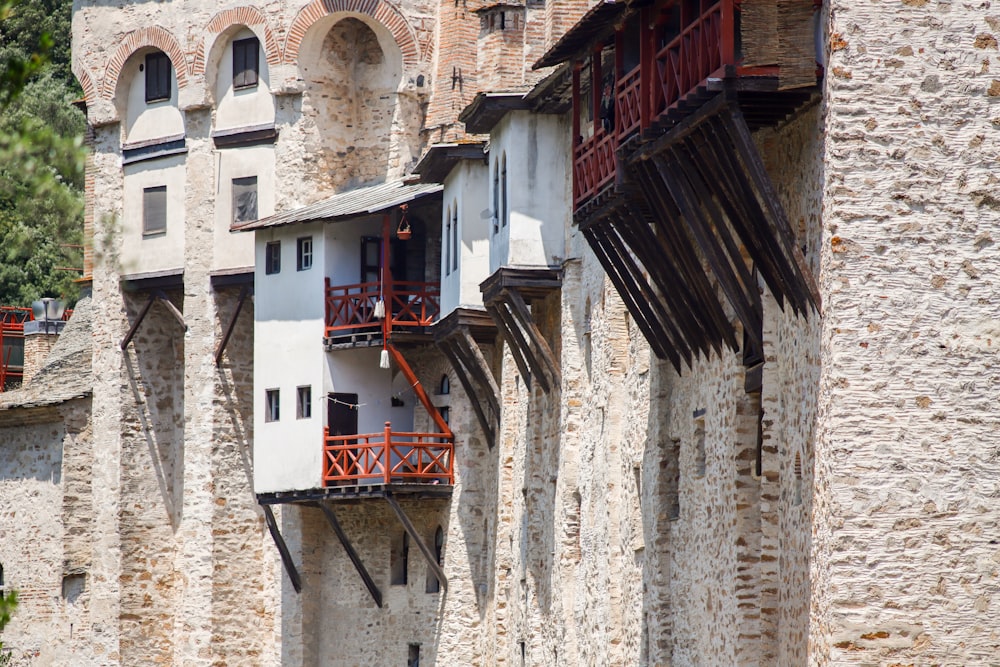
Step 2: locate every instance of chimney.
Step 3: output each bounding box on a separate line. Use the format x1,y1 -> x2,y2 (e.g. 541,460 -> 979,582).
22,298 -> 67,385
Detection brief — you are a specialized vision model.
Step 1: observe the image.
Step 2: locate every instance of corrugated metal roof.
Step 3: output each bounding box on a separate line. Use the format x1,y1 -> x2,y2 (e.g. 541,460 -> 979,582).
532,0 -> 627,70
234,180 -> 444,231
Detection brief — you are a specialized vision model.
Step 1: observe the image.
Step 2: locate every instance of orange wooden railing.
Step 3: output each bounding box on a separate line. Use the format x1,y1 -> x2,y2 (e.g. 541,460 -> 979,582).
652,0 -> 731,119
323,423 -> 454,485
325,278 -> 440,336
574,129 -> 617,207
1,307 -> 32,390
616,65 -> 643,142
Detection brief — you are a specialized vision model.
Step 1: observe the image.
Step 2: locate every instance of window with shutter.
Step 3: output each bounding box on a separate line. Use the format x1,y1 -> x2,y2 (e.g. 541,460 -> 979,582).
265,241 -> 281,275
143,186 -> 167,236
232,176 -> 258,224
233,37 -> 260,90
145,52 -> 171,103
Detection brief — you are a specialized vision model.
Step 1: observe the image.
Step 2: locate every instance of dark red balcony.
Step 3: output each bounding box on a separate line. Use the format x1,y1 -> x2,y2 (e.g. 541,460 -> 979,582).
324,278 -> 440,338
323,423 -> 454,486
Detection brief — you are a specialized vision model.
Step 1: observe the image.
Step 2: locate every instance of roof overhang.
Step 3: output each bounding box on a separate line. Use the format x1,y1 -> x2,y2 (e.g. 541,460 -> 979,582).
412,141 -> 487,184
532,0 -> 628,70
459,92 -> 531,135
233,180 -> 444,231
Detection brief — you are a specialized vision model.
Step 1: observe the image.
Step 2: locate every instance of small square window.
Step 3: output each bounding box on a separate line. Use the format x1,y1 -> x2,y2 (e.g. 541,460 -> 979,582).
297,237 -> 313,271
145,52 -> 171,103
233,176 -> 258,224
265,241 -> 281,275
297,386 -> 312,419
143,186 -> 167,236
233,37 -> 260,90
265,389 -> 280,422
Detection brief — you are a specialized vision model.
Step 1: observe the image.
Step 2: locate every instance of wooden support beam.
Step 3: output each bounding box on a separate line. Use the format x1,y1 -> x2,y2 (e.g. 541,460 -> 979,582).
261,504 -> 302,594
154,290 -> 187,331
384,493 -> 448,591
319,502 -> 383,608
504,288 -> 561,390
215,284 -> 250,367
458,328 -> 501,417
120,292 -> 158,350
440,338 -> 496,449
386,344 -> 452,437
486,301 -> 539,392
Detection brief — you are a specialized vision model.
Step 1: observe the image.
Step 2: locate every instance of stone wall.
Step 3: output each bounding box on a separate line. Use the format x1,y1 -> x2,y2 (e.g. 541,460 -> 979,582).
813,2 -> 1000,663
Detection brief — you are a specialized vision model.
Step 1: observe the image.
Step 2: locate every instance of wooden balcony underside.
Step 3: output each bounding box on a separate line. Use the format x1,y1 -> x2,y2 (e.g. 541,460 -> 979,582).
579,93 -> 820,371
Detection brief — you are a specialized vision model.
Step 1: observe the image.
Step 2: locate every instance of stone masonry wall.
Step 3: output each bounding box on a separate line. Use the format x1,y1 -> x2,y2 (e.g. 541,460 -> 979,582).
813,1 -> 1000,663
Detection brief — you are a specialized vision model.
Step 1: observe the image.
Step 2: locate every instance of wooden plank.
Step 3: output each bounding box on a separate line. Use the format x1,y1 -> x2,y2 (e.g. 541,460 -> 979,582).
119,291 -> 157,350
582,225 -> 677,366
630,90 -> 728,164
154,290 -> 188,331
655,152 -> 762,345
384,493 -> 448,591
504,288 -> 561,390
489,299 -> 549,393
458,327 -> 501,417
261,504 -> 302,594
632,158 -> 739,352
386,344 -> 452,437
604,210 -> 694,365
319,503 -> 383,607
485,301 -> 536,391
215,284 -> 250,367
440,339 -> 496,450
719,104 -> 821,313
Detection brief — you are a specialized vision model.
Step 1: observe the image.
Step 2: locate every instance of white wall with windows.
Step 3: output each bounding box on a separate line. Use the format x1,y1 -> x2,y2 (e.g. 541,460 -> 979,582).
121,155 -> 186,274
253,221 -> 327,493
488,110 -> 572,272
210,27 -> 276,132
440,160 -> 490,316
213,145 -> 274,270
117,49 -> 185,145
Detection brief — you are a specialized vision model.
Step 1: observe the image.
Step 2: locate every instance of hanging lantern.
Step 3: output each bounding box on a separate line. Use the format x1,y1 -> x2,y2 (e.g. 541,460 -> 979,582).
396,204 -> 412,240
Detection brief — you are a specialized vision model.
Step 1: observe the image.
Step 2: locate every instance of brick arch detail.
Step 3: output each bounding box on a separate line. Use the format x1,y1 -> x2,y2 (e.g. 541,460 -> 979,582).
283,0 -> 420,70
102,26 -> 189,100
72,65 -> 97,105
191,5 -> 282,77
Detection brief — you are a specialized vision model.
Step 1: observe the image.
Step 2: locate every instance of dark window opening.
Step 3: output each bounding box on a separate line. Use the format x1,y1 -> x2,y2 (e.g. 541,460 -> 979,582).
500,155 -> 508,228
265,241 -> 281,275
492,160 -> 500,234
451,205 -> 459,270
391,531 -> 409,585
145,51 -> 172,103
391,396 -> 405,407
444,206 -> 452,276
265,388 -> 280,422
0,562 -> 4,595
233,176 -> 258,224
143,186 -> 167,236
408,644 -> 420,667
694,415 -> 706,478
297,236 -> 313,271
62,573 -> 85,603
232,36 -> 260,89
426,526 -> 444,593
439,374 -> 450,395
297,386 -> 312,419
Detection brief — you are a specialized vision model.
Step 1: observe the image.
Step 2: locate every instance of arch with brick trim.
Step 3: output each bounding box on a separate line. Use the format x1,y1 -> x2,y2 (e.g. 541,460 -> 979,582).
72,65 -> 97,105
283,0 -> 421,70
191,5 -> 282,77
102,26 -> 189,100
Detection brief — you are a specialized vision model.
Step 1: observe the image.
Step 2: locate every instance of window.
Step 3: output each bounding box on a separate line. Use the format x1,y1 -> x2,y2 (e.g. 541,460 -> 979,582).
439,374 -> 450,395
500,154 -> 508,228
451,205 -> 459,272
265,241 -> 281,275
232,37 -> 260,89
233,176 -> 258,224
492,159 -> 500,234
265,388 -> 280,422
444,205 -> 451,276
297,386 -> 312,419
391,532 -> 409,585
0,562 -> 4,596
297,237 -> 313,271
694,413 -> 706,477
143,186 -> 167,235
145,51 -> 171,103
408,644 -> 420,667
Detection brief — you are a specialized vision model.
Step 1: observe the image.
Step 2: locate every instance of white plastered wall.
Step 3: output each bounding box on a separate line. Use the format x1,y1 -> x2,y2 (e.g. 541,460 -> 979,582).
211,27 -> 276,132
253,221 -> 326,493
440,159 -> 490,315
213,144 -> 274,271
489,110 -> 571,271
121,154 -> 186,274
119,50 -> 185,144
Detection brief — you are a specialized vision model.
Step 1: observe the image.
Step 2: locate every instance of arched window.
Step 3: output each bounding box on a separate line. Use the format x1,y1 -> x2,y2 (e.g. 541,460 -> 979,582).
391,531 -> 409,585
444,204 -> 452,276
439,374 -> 450,395
492,158 -> 500,234
451,201 -> 459,273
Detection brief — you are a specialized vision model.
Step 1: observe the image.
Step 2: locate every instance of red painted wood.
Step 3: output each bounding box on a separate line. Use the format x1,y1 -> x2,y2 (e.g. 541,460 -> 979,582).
322,425 -> 454,485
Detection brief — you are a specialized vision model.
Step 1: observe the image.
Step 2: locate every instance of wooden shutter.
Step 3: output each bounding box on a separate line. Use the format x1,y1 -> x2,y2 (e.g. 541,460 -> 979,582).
143,186 -> 167,235
145,52 -> 171,102
233,37 -> 260,89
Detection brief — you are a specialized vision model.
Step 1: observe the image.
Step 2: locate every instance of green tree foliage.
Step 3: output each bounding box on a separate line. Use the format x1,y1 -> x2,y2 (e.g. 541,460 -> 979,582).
0,589 -> 18,664
0,0 -> 85,307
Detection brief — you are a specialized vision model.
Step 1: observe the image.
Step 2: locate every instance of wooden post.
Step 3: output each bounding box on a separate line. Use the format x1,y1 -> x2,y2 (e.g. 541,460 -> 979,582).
387,344 -> 452,437
721,0 -> 735,65
382,214 -> 392,338
384,421 -> 392,485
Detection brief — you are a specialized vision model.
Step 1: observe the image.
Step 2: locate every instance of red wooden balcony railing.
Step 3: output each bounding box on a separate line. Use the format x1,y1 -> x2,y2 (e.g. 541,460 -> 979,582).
325,278 -> 440,336
616,65 -> 642,143
1,307 -> 33,390
323,423 -> 454,485
574,129 -> 617,207
653,0 -> 730,119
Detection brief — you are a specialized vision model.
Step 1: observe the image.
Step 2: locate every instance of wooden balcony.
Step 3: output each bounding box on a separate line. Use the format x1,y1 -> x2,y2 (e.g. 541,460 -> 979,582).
323,423 -> 454,486
574,129 -> 617,207
324,279 -> 441,339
